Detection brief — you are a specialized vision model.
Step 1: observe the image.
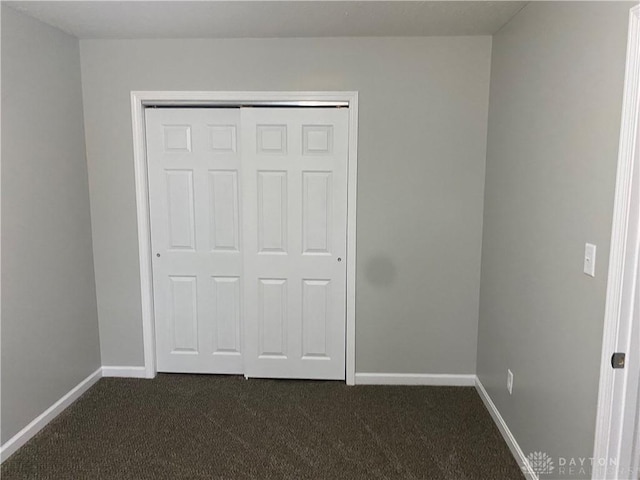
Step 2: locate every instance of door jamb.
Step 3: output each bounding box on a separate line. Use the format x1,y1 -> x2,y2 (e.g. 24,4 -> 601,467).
592,6 -> 640,479
130,91 -> 359,384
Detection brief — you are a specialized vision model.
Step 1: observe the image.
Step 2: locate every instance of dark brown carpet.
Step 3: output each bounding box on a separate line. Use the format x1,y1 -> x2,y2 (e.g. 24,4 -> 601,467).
1,375 -> 524,479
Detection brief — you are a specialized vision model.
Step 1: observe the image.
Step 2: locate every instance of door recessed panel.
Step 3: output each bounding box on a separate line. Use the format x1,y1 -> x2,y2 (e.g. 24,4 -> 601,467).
258,279 -> 287,358
169,276 -> 198,353
166,170 -> 196,250
208,125 -> 237,153
209,170 -> 240,252
302,172 -> 332,255
258,171 -> 287,253
163,125 -> 192,152
211,276 -> 241,354
303,125 -> 333,155
257,125 -> 287,154
302,280 -> 330,359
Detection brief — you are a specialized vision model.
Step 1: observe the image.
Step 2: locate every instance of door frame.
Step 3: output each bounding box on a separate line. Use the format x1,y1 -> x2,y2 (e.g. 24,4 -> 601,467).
130,91 -> 359,384
592,6 -> 640,479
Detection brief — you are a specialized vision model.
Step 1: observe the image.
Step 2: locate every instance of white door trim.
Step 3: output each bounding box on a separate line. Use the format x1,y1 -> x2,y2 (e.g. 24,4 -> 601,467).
592,6 -> 640,479
130,91 -> 359,384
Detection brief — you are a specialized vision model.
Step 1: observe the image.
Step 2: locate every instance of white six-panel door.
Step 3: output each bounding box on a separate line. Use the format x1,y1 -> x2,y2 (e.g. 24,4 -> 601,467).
241,108 -> 348,380
146,107 -> 348,380
146,108 -> 243,374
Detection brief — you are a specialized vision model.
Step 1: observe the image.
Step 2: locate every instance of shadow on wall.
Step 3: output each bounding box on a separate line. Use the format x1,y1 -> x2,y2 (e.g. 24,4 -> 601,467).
364,255 -> 398,287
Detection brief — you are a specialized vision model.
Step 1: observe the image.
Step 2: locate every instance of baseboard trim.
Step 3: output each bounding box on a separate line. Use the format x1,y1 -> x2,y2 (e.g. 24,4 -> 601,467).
474,377 -> 538,480
101,366 -> 147,378
0,367 -> 102,463
354,372 -> 476,386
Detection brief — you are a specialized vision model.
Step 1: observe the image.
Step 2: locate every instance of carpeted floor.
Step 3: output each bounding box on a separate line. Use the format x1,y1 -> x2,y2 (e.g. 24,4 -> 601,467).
1,375 -> 524,479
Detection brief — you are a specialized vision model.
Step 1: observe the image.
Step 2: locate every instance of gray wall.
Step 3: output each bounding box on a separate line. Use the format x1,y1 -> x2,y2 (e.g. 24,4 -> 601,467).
79,37 -> 492,372
477,1 -> 632,472
1,6 -> 101,444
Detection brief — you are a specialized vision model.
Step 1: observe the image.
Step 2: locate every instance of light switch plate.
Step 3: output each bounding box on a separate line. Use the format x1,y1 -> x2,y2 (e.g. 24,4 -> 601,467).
584,243 -> 597,277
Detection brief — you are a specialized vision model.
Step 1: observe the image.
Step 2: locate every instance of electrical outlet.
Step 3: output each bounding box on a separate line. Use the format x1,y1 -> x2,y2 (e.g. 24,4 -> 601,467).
507,369 -> 514,395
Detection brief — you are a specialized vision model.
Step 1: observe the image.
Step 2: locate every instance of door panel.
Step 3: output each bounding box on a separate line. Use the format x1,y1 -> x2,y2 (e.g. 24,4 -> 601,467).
303,172 -> 332,254
302,279 -> 331,358
168,276 -> 198,352
146,108 -> 243,374
210,276 -> 241,354
147,106 -> 348,380
165,170 -> 196,250
258,278 -> 288,357
208,171 -> 240,252
257,171 -> 288,253
241,108 -> 349,380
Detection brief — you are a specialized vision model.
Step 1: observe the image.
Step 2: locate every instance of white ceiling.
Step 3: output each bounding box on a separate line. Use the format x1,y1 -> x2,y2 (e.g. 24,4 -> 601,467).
7,1 -> 528,39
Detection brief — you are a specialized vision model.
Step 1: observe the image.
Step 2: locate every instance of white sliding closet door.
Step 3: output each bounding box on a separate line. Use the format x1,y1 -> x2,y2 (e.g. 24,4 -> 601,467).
146,108 -> 243,374
241,108 -> 349,380
146,106 -> 348,380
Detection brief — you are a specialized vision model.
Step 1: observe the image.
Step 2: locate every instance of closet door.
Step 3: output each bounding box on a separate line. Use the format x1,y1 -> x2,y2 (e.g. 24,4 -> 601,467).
241,107 -> 349,380
146,108 -> 243,373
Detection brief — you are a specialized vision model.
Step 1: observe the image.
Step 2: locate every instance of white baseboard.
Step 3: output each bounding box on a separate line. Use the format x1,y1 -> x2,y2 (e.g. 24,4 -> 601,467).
355,372 -> 476,386
0,367 -> 102,463
475,377 -> 538,480
101,366 -> 147,378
